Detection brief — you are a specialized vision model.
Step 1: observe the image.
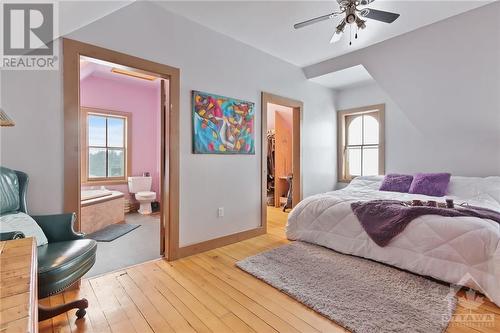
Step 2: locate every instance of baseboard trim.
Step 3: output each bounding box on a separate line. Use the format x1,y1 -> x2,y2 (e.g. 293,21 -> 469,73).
176,227 -> 266,259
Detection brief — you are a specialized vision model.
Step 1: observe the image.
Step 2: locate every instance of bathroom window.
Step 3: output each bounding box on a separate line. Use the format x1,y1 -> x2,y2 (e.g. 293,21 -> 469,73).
81,108 -> 131,184
337,104 -> 385,182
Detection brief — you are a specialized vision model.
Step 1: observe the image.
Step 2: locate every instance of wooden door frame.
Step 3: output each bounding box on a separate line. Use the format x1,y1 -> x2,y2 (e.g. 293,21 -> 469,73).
62,38 -> 180,260
261,92 -> 302,230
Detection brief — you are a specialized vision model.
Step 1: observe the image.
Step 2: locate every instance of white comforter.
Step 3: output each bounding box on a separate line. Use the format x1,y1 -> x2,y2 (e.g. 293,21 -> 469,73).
286,176 -> 500,306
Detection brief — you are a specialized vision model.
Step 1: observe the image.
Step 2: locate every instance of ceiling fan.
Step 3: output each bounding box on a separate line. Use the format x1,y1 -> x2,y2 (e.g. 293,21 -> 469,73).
294,0 -> 400,44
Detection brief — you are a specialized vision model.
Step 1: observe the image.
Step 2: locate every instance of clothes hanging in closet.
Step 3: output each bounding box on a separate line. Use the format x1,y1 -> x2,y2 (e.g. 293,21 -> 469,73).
267,132 -> 275,193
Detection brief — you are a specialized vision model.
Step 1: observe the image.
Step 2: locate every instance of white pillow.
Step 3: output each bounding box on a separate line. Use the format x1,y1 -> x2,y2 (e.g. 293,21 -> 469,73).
348,176 -> 384,190
0,212 -> 48,246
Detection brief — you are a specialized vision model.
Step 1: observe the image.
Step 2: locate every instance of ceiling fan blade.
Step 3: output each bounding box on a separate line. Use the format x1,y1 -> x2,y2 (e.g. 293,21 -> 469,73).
294,12 -> 337,29
361,8 -> 400,23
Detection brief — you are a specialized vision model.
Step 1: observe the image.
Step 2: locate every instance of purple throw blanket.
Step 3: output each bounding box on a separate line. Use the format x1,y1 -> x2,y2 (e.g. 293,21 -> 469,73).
351,200 -> 500,247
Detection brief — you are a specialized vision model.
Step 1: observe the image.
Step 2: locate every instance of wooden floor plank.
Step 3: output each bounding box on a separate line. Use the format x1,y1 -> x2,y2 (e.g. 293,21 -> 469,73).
106,274 -> 154,333
136,264 -> 213,333
195,252 -> 338,333
206,248 -> 346,333
183,256 -> 302,333
48,293 -> 71,333
140,261 -> 233,333
148,260 -> 228,318
44,206 -> 499,333
90,274 -> 137,333
116,272 -> 175,333
77,279 -> 111,333
62,282 -> 95,333
125,266 -> 197,333
219,312 -> 255,333
166,260 -> 278,333
38,298 -> 53,333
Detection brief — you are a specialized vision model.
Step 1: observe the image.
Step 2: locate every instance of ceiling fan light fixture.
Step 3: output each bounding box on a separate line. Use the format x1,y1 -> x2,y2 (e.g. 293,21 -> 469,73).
330,31 -> 343,43
293,0 -> 400,44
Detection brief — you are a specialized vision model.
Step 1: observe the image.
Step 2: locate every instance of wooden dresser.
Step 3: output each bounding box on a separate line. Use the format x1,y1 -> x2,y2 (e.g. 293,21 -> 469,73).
0,238 -> 38,333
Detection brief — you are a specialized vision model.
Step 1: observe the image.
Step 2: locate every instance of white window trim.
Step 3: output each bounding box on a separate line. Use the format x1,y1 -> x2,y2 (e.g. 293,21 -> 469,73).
337,104 -> 385,183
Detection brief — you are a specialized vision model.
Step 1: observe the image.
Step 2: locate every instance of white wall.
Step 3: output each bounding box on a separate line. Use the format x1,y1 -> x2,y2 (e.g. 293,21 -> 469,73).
1,69 -> 64,214
0,1 -> 336,246
336,81 -> 438,176
307,2 -> 500,178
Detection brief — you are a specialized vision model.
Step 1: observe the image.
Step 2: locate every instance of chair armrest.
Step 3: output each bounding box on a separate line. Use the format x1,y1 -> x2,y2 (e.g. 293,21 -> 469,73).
0,231 -> 25,241
32,213 -> 85,242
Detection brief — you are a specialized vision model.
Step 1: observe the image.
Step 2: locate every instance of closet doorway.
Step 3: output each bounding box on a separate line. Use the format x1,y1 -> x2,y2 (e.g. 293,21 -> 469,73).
261,92 -> 302,230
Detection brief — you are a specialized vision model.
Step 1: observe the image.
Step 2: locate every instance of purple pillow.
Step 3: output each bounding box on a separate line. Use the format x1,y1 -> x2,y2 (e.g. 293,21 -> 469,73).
379,174 -> 414,193
408,173 -> 451,197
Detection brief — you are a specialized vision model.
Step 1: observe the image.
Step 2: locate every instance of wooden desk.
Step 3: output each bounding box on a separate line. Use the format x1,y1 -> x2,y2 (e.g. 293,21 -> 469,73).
0,238 -> 38,333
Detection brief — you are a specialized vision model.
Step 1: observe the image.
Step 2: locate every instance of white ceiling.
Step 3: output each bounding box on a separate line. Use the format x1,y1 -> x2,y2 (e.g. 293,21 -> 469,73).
157,1 -> 491,67
80,57 -> 159,89
59,1 -> 135,40
309,64 -> 373,89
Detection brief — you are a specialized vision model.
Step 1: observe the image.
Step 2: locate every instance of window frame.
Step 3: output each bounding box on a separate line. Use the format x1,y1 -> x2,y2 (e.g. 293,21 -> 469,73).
337,104 -> 385,183
81,107 -> 132,185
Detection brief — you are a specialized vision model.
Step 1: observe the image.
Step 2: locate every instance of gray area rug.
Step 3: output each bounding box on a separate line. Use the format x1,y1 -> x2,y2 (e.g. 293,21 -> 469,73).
85,214 -> 160,278
236,242 -> 456,333
86,223 -> 140,242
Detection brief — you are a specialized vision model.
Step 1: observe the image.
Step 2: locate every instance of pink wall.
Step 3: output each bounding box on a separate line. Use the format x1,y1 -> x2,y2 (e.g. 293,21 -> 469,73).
80,74 -> 161,201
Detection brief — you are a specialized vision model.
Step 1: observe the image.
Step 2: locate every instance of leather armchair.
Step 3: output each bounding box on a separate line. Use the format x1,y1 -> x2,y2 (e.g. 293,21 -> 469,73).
0,166 -> 97,321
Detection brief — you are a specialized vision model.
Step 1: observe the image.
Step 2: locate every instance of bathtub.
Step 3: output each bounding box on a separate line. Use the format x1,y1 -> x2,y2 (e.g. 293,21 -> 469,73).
81,189 -> 113,201
81,190 -> 125,234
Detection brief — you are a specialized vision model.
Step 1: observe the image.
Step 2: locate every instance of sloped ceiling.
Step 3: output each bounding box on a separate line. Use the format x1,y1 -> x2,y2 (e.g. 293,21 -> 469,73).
60,1 -> 491,69
156,1 -> 491,67
58,1 -> 135,39
309,65 -> 373,90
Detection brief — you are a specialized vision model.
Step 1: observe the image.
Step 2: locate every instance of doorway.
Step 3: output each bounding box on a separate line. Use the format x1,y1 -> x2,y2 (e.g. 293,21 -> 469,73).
63,39 -> 180,263
261,92 -> 302,231
80,56 -> 166,276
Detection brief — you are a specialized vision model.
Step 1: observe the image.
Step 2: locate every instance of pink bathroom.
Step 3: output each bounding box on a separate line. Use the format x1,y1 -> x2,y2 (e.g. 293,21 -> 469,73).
78,56 -> 167,276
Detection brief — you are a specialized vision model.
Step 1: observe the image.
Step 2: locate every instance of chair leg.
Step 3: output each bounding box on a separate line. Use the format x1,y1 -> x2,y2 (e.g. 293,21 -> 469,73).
38,298 -> 88,321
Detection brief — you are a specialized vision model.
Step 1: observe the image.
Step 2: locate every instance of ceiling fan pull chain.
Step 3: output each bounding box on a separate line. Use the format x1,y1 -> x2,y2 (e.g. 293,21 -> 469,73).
349,24 -> 352,46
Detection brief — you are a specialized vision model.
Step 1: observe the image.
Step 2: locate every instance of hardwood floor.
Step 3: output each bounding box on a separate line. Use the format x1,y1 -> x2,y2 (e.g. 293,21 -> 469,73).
42,207 -> 499,333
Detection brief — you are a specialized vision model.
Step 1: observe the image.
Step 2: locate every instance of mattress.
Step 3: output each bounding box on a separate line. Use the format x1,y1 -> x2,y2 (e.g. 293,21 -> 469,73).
286,175 -> 500,306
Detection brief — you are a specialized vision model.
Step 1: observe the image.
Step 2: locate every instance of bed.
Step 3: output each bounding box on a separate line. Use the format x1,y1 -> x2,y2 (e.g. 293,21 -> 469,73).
286,176 -> 500,306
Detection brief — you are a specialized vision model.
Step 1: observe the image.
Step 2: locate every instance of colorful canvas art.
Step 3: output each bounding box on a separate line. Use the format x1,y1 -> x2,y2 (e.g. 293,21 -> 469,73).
192,91 -> 255,154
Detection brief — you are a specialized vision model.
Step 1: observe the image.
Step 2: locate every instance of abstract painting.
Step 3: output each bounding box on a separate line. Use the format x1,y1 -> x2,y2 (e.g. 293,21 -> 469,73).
192,91 -> 255,154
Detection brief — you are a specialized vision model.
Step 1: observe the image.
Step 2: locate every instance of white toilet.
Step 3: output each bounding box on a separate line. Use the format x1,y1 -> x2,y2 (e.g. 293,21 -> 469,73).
128,176 -> 156,215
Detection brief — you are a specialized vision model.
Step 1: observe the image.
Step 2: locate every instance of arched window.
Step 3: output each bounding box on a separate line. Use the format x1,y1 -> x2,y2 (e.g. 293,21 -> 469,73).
338,105 -> 385,182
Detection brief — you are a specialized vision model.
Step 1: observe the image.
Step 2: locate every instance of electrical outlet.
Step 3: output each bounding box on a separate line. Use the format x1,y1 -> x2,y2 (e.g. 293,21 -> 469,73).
218,207 -> 224,217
